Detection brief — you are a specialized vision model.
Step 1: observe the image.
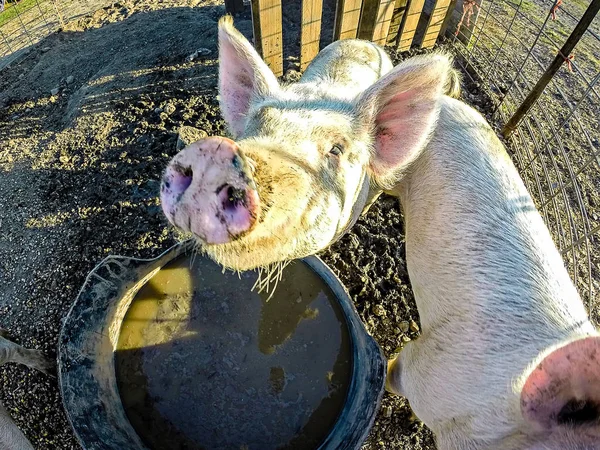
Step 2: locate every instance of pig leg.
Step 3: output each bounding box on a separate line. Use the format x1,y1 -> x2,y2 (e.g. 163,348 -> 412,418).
0,332 -> 53,450
0,335 -> 54,375
0,402 -> 35,450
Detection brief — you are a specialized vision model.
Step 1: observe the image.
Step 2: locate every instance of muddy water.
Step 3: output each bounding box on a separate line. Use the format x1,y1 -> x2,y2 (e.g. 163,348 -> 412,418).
115,255 -> 352,450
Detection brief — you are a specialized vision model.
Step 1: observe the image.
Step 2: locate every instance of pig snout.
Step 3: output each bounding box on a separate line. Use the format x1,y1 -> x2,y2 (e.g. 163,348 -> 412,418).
160,136 -> 260,244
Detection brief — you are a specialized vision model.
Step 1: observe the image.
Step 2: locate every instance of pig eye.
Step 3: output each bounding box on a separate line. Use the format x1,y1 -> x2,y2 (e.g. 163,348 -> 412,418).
329,144 -> 344,156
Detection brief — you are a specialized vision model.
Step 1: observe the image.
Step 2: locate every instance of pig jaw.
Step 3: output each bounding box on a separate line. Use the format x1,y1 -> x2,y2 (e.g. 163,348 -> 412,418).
160,137 -> 261,245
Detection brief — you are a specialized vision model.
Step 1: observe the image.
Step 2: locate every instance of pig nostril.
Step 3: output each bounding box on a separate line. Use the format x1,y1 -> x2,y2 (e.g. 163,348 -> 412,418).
169,164 -> 193,196
223,186 -> 247,212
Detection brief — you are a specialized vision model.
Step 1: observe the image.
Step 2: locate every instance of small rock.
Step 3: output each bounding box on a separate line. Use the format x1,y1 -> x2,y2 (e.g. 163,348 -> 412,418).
372,304 -> 386,317
66,75 -> 74,84
402,335 -> 411,343
164,103 -> 176,115
399,321 -> 409,333
50,87 -> 59,96
283,69 -> 302,82
41,47 -> 51,53
176,126 -> 208,151
383,406 -> 393,418
186,47 -> 212,62
59,155 -> 70,164
409,320 -> 420,332
154,107 -> 163,114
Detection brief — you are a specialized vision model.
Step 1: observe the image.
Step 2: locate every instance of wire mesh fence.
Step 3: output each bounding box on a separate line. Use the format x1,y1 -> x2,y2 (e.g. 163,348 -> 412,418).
448,0 -> 600,317
0,0 -> 108,70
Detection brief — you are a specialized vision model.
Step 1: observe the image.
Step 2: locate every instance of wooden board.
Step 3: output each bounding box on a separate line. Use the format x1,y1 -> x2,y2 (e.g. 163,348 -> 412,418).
372,0 -> 396,44
251,0 -> 283,76
438,0 -> 457,38
386,0 -> 409,45
357,0 -> 380,40
397,0 -> 425,51
357,0 -> 395,43
300,0 -> 323,70
420,0 -> 453,48
334,0 -> 364,40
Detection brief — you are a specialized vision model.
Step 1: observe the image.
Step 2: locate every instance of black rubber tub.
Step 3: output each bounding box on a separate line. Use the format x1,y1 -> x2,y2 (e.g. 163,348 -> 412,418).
58,240 -> 386,450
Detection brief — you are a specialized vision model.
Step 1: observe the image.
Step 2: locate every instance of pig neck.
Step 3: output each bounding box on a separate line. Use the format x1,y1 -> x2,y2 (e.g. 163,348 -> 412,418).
393,98 -> 596,408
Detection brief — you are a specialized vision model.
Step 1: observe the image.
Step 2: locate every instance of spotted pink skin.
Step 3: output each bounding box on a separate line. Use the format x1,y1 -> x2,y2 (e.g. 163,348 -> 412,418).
160,136 -> 260,244
521,336 -> 600,431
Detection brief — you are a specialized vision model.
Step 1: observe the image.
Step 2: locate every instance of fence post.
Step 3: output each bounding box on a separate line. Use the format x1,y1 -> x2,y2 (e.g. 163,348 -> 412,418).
396,0 -> 426,50
420,0 -> 454,48
333,0 -> 364,40
300,0 -> 323,70
502,0 -> 600,137
385,0 -> 409,44
250,0 -> 283,76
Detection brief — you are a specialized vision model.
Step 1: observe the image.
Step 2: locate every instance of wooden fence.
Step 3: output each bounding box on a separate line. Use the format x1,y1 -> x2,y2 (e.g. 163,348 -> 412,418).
227,0 -> 462,75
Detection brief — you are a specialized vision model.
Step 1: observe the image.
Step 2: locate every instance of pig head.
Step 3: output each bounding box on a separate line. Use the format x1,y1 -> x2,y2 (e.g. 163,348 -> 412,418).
161,16 -> 459,271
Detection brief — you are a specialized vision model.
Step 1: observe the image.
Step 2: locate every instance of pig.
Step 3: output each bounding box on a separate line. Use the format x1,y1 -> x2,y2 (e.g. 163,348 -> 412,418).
161,18 -> 600,449
161,16 -> 460,271
378,68 -> 600,448
0,329 -> 54,450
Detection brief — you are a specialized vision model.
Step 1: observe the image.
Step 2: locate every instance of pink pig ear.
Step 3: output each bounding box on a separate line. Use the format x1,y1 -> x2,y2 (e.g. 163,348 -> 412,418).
218,16 -> 280,138
521,336 -> 600,431
353,53 -> 453,189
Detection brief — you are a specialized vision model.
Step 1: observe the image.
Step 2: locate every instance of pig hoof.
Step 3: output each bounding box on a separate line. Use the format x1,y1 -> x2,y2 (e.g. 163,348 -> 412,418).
26,349 -> 56,377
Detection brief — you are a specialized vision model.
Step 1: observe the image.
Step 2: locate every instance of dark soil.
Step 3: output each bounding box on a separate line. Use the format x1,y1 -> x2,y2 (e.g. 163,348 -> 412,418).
0,1 -> 499,449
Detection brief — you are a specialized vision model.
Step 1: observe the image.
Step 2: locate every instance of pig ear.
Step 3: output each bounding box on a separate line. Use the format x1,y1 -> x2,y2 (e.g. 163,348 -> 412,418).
218,16 -> 280,138
520,336 -> 600,431
353,53 -> 453,188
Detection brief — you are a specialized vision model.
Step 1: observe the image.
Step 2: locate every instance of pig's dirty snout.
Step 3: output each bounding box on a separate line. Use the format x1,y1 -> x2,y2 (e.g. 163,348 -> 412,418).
160,137 -> 261,245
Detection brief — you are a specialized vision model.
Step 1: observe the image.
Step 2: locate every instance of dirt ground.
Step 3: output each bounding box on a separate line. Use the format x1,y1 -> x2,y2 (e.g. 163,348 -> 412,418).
0,1 -> 587,449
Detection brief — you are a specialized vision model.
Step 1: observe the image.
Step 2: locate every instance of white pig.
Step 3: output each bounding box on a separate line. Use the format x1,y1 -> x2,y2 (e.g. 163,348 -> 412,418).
0,330 -> 54,450
161,16 -> 459,271
161,18 -> 600,449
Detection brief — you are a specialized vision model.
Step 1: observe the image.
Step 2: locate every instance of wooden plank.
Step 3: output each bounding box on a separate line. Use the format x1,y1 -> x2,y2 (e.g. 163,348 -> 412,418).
386,0 -> 409,45
357,0 -> 379,40
397,0 -> 425,51
438,0 -> 457,38
300,0 -> 323,71
251,0 -> 283,76
372,0 -> 396,44
420,0 -> 453,48
333,0 -> 364,40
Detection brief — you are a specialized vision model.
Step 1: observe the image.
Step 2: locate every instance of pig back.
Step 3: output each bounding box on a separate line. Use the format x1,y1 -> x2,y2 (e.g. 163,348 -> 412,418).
299,40 -> 393,100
